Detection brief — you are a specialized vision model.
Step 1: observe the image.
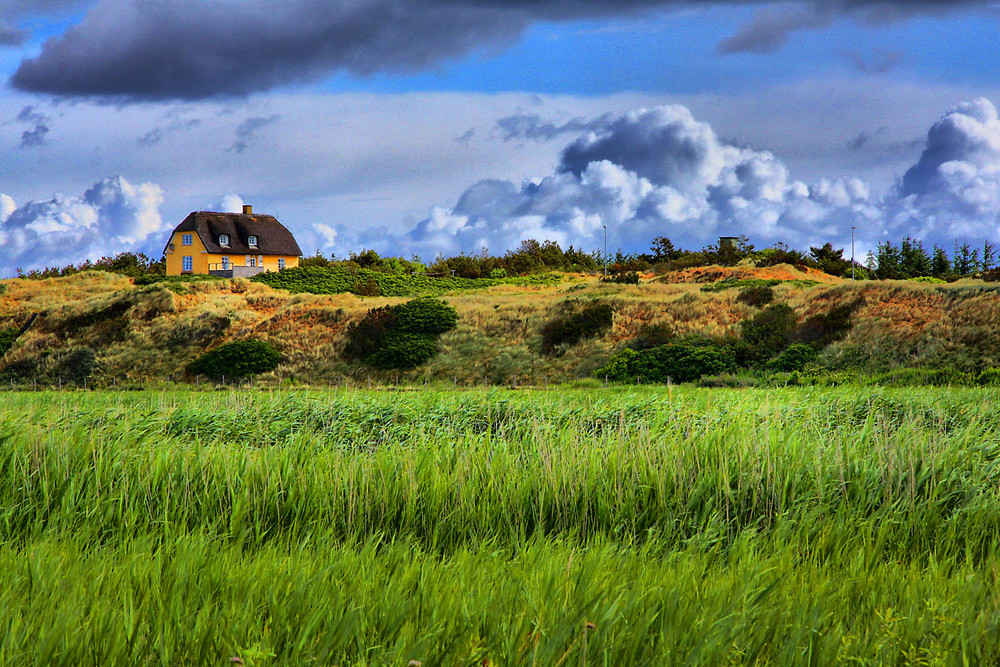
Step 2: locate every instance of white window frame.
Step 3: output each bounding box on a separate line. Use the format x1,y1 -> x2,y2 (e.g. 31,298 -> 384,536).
247,256 -> 257,268
247,235 -> 258,247
182,233 -> 193,246
278,258 -> 286,270
219,234 -> 229,246
182,256 -> 193,272
221,257 -> 230,270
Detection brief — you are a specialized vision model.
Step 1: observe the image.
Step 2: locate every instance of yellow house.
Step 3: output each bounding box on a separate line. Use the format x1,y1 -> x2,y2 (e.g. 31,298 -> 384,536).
164,205 -> 302,276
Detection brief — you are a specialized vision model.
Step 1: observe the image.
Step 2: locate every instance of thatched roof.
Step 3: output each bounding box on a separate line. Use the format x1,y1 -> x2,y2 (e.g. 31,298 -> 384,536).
165,211 -> 302,256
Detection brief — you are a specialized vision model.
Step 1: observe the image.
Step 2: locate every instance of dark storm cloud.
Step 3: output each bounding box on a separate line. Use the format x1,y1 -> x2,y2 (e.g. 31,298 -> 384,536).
495,112 -> 613,142
8,0 -> 989,100
229,115 -> 280,154
0,20 -> 26,45
16,105 -> 50,148
716,6 -> 834,54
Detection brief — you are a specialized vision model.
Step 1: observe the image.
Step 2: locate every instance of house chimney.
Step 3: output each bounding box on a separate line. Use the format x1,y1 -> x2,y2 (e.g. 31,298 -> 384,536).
242,204 -> 253,215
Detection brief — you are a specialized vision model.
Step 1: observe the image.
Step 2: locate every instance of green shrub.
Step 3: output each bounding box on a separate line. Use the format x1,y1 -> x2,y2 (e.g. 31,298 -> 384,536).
982,268 -> 1000,283
344,298 -> 459,369
628,323 -> 674,351
541,302 -> 614,354
865,367 -> 968,387
701,278 -> 781,293
352,279 -> 382,297
596,348 -> 638,381
393,296 -> 460,335
598,337 -> 735,384
47,347 -> 97,385
977,368 -> 1000,385
187,340 -> 282,380
735,285 -> 774,307
343,306 -> 397,360
766,343 -> 817,372
739,304 -> 797,365
252,266 -> 559,297
795,298 -> 864,348
601,271 -> 640,285
0,328 -> 18,358
909,276 -> 947,284
366,334 -> 439,369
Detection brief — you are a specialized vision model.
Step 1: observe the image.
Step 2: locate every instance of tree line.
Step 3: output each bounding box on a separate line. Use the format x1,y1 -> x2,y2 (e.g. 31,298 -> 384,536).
10,234 -> 1000,282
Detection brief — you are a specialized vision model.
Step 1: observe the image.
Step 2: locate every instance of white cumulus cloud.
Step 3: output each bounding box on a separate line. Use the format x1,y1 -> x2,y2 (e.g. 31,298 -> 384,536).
388,99 -> 1000,258
219,194 -> 245,213
396,105 -> 882,256
0,176 -> 166,277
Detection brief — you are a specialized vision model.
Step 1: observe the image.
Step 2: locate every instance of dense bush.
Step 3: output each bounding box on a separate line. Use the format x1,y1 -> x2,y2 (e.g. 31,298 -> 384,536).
0,329 -> 17,358
344,297 -> 459,369
47,347 -> 98,385
393,296 -> 461,334
977,368 -> 1000,385
735,285 -> 774,307
601,271 -> 640,284
754,244 -> 814,269
794,298 -> 864,348
598,337 -> 735,384
701,279 -> 782,293
766,343 -> 817,372
343,306 -> 398,361
187,340 -> 282,380
366,334 -> 439,369
981,268 -> 1000,282
541,302 -> 614,354
740,304 -> 798,365
627,323 -> 675,351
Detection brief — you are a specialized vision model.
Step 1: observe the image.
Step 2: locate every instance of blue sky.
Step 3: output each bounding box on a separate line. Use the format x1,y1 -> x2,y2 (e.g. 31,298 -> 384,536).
2,1 -> 1000,275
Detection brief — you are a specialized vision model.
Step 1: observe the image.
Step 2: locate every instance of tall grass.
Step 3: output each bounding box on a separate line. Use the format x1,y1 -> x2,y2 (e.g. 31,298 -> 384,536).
0,387 -> 999,663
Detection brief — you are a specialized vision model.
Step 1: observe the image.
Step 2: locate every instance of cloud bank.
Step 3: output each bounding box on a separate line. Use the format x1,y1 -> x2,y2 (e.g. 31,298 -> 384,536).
397,99 -> 1000,258
9,0 -> 986,100
0,176 -> 165,276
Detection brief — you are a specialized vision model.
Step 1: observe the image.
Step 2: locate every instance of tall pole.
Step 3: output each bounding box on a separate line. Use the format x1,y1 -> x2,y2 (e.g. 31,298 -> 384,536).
603,225 -> 608,276
851,226 -> 856,281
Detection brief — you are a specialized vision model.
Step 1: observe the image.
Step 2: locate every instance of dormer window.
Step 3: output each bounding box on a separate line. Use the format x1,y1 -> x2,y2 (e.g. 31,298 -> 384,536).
219,234 -> 230,246
247,235 -> 258,247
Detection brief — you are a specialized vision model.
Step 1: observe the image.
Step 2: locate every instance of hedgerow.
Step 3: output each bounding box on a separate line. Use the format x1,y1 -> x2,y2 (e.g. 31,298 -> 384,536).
251,266 -> 559,297
598,337 -> 736,383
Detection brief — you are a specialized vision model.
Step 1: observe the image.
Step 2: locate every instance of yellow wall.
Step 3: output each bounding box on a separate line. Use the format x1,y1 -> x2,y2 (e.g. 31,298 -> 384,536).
165,231 -> 299,275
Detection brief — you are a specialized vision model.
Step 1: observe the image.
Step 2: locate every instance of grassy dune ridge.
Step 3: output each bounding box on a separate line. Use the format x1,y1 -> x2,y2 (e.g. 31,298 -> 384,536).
1,387 -> 999,664
2,270 -> 1000,386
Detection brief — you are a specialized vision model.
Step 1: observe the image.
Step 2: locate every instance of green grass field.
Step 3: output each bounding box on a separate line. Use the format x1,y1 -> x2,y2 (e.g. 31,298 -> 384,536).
1,386 -> 998,665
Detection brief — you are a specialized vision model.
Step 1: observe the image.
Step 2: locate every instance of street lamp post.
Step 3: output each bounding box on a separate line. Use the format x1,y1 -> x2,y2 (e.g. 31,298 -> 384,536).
851,226 -> 856,281
603,225 -> 608,276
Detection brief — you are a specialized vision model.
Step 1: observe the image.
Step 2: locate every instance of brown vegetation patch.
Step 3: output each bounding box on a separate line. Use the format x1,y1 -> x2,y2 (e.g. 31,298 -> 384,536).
662,264 -> 840,284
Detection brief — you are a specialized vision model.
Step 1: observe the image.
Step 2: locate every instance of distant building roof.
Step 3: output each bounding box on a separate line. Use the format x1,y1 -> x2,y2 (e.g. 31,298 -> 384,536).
166,211 -> 302,257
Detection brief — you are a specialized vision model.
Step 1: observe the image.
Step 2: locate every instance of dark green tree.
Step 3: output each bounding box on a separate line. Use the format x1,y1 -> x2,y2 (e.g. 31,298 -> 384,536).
649,236 -> 682,262
809,242 -> 851,277
982,241 -> 997,272
953,240 -> 978,276
931,245 -> 951,277
899,236 -> 932,278
874,241 -> 903,279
